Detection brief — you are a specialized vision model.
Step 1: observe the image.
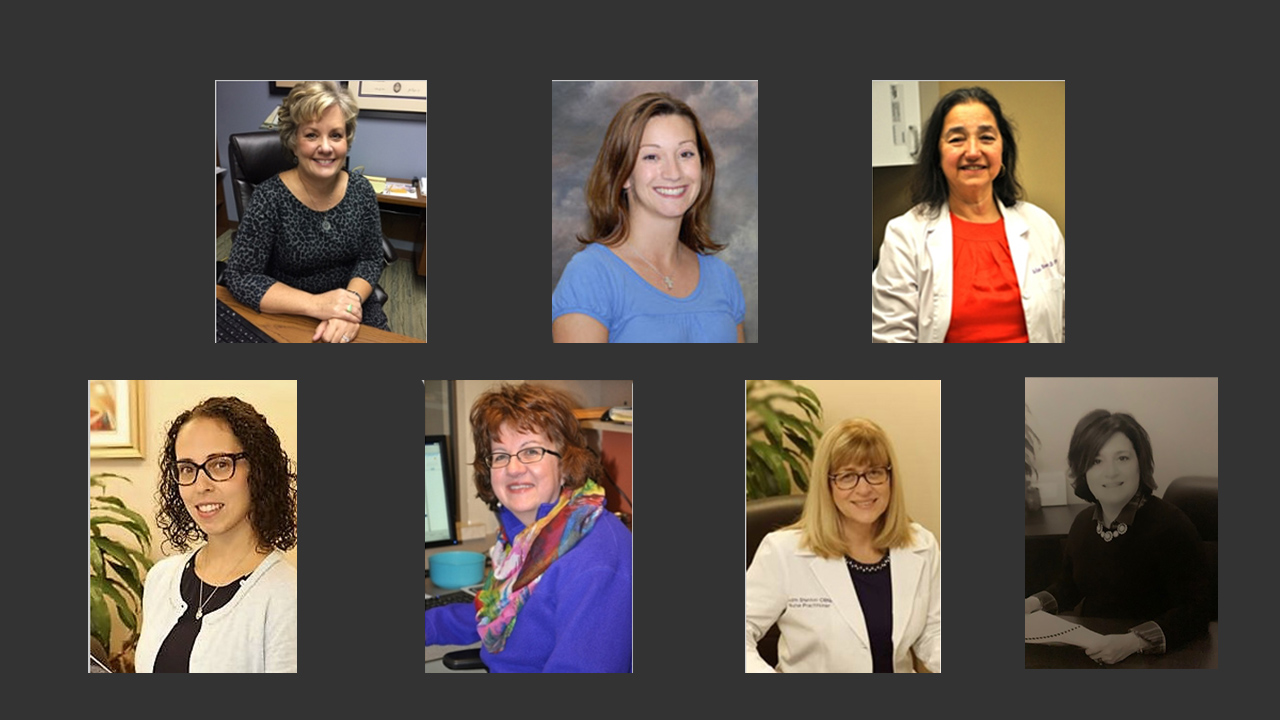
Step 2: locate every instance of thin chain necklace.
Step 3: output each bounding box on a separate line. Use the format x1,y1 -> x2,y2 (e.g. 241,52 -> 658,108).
299,172 -> 338,233
195,544 -> 256,620
628,247 -> 677,291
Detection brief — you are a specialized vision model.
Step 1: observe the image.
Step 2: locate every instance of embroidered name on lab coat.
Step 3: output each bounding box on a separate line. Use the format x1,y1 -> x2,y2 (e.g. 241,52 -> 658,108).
1031,259 -> 1059,275
787,597 -> 833,609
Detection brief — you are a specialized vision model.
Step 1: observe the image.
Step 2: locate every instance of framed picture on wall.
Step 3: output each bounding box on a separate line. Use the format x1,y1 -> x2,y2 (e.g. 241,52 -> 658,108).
90,380 -> 144,458
348,80 -> 427,113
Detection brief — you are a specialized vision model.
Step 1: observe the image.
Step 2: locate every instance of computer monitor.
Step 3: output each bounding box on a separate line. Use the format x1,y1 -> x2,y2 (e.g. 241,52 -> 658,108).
425,435 -> 459,548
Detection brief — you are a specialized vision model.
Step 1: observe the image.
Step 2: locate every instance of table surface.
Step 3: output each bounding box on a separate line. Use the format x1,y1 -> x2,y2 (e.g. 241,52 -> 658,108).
1025,504 -> 1093,538
1025,615 -> 1218,669
217,286 -> 420,343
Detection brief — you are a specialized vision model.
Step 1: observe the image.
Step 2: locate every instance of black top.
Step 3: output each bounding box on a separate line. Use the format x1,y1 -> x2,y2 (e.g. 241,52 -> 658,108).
152,553 -> 251,673
225,171 -> 389,330
846,554 -> 893,673
1044,495 -> 1211,650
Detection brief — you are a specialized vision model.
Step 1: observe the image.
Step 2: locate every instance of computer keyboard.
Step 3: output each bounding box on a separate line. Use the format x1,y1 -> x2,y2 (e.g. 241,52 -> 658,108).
425,591 -> 475,611
217,299 -> 278,343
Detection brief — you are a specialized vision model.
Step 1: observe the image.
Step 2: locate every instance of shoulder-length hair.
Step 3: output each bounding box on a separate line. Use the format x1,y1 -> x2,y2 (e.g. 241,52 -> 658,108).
577,92 -> 723,254
156,397 -> 297,553
469,383 -> 604,513
910,86 -> 1025,217
1067,410 -> 1158,503
277,81 -> 359,160
788,418 -> 915,558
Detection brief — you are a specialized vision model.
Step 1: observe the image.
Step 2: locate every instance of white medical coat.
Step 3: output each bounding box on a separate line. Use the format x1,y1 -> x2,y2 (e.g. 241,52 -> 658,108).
872,200 -> 1065,343
745,525 -> 941,673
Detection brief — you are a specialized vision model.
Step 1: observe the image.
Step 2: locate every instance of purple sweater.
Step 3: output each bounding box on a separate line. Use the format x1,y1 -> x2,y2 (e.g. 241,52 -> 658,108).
425,504 -> 632,672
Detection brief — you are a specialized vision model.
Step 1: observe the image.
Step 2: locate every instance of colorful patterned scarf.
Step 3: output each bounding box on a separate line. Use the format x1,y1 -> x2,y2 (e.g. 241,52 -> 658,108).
474,480 -> 606,653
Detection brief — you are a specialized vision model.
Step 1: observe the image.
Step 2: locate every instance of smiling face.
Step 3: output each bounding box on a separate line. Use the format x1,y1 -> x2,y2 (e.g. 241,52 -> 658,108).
1085,432 -> 1141,508
939,101 -> 1003,200
490,422 -> 563,527
623,114 -> 702,224
830,462 -> 892,530
175,417 -> 255,543
294,104 -> 348,184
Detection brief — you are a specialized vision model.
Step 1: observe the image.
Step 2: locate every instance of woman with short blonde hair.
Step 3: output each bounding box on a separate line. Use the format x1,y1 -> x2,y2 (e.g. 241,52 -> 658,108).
746,418 -> 941,672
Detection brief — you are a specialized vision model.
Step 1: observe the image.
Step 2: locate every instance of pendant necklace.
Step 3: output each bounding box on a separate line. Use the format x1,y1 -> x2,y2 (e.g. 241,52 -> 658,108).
194,544 -> 255,620
301,176 -> 334,233
629,248 -> 675,291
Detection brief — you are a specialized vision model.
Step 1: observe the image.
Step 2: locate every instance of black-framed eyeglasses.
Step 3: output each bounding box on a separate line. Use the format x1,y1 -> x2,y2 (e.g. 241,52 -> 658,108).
828,465 -> 891,491
175,453 -> 248,486
486,447 -> 561,469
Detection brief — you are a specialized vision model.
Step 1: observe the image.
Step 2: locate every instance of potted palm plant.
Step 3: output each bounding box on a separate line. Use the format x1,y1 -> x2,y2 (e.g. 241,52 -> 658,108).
747,380 -> 823,498
91,472 -> 154,672
1025,403 -> 1041,511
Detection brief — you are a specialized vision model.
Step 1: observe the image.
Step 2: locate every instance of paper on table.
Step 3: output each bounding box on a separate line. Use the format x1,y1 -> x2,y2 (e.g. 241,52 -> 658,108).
1025,611 -> 1104,647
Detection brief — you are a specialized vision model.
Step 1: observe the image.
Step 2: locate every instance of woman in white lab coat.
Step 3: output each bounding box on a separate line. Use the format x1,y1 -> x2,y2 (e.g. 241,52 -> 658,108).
872,86 -> 1064,342
746,419 -> 940,672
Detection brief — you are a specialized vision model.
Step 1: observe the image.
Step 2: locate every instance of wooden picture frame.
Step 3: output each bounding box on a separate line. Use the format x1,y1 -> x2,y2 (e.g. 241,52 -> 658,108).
90,380 -> 145,458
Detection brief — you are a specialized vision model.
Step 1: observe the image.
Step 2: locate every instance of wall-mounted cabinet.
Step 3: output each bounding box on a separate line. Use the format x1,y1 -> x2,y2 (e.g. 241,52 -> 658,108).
872,82 -> 938,167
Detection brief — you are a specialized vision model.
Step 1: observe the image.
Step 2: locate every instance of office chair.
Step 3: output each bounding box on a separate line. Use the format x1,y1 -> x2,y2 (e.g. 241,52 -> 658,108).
746,494 -> 805,668
1164,476 -> 1218,621
218,131 -> 394,307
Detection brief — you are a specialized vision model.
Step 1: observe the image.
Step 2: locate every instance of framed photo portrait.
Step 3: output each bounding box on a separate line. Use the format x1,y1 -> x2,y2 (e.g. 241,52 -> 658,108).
90,380 -> 144,458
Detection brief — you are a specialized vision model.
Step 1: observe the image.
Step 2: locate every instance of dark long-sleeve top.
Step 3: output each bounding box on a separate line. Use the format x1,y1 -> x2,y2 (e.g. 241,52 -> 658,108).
225,171 -> 388,330
1037,495 -> 1210,652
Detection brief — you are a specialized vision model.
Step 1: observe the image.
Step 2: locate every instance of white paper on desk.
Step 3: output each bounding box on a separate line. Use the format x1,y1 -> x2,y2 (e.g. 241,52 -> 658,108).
1025,611 -> 1104,648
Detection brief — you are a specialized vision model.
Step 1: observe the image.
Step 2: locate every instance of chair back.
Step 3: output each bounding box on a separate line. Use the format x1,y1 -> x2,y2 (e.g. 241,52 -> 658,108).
228,131 -> 296,220
747,494 -> 805,568
1164,476 -> 1218,621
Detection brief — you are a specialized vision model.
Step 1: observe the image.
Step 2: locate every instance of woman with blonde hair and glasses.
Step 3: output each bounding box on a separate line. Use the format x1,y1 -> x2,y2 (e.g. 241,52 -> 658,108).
746,418 -> 940,672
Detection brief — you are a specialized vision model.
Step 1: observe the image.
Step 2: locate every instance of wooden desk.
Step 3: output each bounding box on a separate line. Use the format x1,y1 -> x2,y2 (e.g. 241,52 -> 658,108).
1026,616 -> 1217,669
374,177 -> 426,277
217,286 -> 420,343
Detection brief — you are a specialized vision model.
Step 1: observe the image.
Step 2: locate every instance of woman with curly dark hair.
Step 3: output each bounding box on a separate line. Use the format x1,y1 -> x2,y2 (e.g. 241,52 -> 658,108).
424,383 -> 632,672
135,397 -> 297,673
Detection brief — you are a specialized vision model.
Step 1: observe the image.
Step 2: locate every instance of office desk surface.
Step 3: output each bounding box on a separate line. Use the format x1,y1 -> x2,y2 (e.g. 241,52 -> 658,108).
217,286 -> 420,343
1025,504 -> 1093,538
376,177 -> 426,209
1026,616 -> 1218,669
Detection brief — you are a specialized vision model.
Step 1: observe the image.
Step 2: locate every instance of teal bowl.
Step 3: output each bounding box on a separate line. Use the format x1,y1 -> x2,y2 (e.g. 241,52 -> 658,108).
430,551 -> 485,589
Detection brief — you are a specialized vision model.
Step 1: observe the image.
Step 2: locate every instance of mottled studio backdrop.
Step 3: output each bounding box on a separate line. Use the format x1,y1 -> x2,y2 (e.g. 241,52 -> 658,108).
551,81 -> 759,342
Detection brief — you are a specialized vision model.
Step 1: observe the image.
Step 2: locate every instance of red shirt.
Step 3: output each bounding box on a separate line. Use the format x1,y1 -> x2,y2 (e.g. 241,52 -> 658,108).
944,212 -> 1029,343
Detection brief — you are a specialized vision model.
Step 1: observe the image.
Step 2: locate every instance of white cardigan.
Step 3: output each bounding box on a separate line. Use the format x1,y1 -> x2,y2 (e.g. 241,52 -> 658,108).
135,548 -> 297,673
746,524 -> 941,673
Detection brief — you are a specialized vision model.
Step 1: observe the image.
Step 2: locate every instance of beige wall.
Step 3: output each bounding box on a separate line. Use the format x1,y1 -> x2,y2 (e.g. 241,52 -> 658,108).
90,380 -> 298,654
790,381 -> 942,544
874,81 -> 1065,264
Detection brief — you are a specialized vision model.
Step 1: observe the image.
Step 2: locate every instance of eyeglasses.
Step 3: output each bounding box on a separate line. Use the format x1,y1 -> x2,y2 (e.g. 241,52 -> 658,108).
175,453 -> 248,486
828,466 -> 891,491
486,447 -> 561,469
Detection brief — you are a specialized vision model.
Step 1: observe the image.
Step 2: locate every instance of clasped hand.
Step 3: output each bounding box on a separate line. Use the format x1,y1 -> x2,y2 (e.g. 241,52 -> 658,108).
1081,633 -> 1141,665
314,288 -> 362,323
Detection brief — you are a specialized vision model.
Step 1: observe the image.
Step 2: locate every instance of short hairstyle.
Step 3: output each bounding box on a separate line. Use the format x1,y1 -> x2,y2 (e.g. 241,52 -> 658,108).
277,81 -> 359,159
789,418 -> 915,558
1067,410 -> 1158,503
577,92 -> 723,254
156,397 -> 298,553
910,86 -> 1025,217
469,383 -> 604,513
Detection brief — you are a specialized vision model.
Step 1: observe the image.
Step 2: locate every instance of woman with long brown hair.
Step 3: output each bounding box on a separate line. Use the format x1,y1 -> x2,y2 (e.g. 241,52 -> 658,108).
553,92 -> 745,343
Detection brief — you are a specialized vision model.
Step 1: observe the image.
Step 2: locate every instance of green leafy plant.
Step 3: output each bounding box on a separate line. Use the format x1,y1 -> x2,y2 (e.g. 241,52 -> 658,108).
747,381 -> 823,499
91,473 -> 154,672
1024,403 -> 1040,480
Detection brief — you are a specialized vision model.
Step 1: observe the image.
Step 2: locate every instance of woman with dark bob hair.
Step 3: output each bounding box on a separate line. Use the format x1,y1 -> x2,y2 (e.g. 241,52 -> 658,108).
873,86 -> 1065,343
135,397 -> 297,672
425,383 -> 632,672
553,92 -> 746,343
1024,410 -> 1210,665
224,80 -> 390,342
